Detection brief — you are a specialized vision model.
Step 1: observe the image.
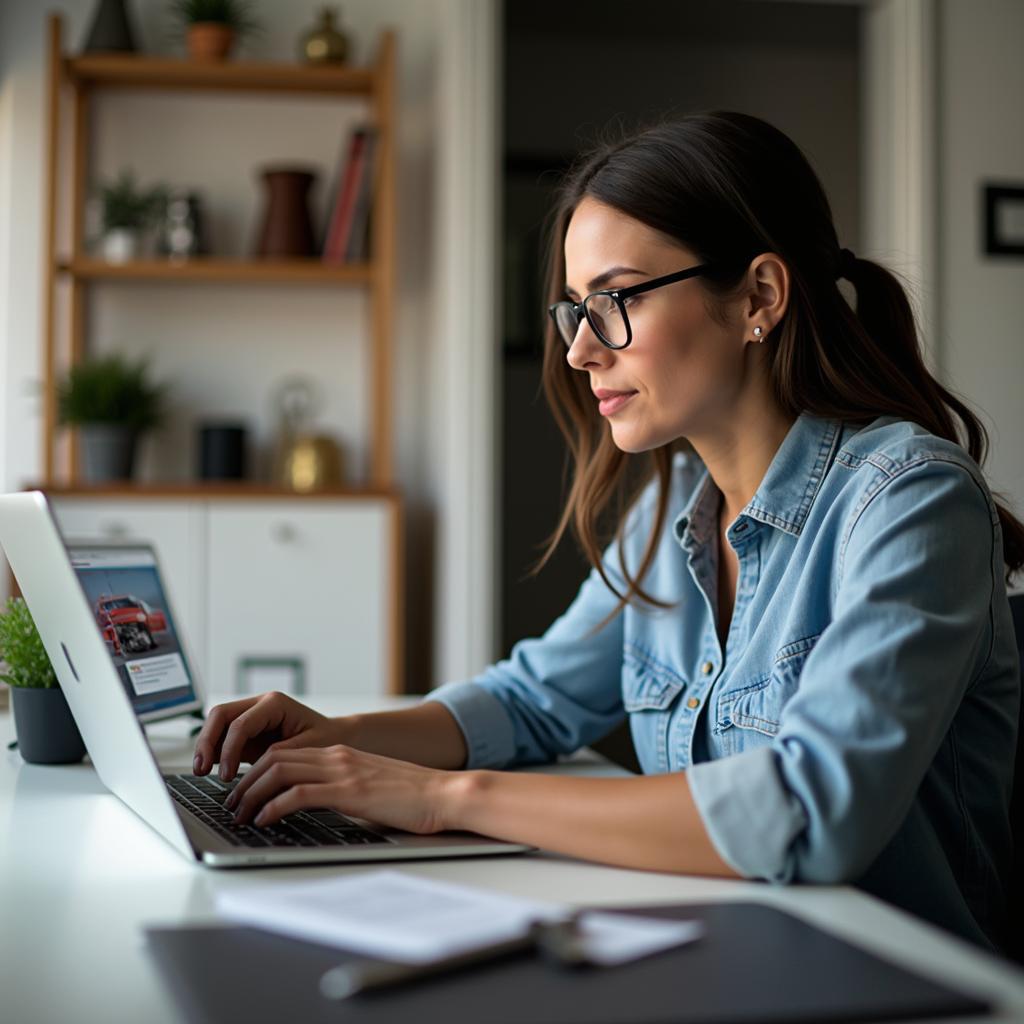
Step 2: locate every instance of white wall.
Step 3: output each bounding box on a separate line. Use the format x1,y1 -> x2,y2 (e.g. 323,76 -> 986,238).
0,0 -> 498,692
937,0 -> 1024,520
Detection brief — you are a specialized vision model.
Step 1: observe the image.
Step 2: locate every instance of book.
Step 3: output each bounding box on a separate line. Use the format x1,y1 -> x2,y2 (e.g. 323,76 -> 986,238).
344,129 -> 378,263
321,128 -> 367,263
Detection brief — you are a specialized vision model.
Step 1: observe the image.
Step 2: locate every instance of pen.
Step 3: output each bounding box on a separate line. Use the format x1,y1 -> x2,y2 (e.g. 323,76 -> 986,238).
318,915 -> 584,1000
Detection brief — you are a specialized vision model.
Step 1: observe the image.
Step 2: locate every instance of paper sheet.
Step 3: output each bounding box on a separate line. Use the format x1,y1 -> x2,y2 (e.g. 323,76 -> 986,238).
215,869 -> 703,966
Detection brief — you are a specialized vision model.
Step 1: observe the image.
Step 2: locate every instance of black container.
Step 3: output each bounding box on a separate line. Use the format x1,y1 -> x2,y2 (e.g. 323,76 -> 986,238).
11,686 -> 87,765
199,423 -> 247,480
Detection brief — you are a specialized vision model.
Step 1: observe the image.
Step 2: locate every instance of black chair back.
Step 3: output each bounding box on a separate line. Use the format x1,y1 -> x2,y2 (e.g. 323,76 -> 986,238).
1007,593 -> 1024,961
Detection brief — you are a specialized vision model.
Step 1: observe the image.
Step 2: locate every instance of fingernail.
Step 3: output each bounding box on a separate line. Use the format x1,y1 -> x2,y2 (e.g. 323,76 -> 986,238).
193,754 -> 202,775
254,812 -> 267,827
219,765 -> 228,781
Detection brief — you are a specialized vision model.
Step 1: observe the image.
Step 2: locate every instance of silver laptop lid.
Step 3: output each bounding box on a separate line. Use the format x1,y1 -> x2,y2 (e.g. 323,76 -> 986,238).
0,492 -> 194,860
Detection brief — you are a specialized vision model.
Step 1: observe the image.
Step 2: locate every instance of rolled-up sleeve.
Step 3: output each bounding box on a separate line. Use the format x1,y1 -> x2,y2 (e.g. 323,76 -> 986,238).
688,458 -> 998,883
425,508 -> 655,769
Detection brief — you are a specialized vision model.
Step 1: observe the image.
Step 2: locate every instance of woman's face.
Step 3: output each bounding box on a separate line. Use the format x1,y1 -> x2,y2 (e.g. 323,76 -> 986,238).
562,197 -> 753,453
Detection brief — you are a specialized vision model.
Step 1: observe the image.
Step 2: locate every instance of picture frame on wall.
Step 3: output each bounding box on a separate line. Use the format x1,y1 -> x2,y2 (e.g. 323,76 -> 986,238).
983,184 -> 1024,256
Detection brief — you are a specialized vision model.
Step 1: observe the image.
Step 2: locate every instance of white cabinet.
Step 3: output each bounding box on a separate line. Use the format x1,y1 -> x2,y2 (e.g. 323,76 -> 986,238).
206,501 -> 393,696
47,495 -> 400,697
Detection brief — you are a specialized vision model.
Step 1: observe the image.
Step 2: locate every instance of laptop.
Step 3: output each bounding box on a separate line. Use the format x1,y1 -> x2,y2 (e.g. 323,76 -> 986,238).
0,491 -> 531,867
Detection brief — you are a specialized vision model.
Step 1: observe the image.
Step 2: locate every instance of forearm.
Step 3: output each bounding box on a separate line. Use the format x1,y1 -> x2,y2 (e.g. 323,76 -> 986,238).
446,770 -> 741,878
334,701 -> 468,770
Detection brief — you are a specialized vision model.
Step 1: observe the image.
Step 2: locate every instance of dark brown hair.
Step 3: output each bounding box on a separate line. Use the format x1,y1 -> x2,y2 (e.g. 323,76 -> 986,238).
535,111 -> 1024,617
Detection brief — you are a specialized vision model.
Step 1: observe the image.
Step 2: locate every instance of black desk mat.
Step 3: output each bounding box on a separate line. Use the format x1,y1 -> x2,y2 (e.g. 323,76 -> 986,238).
145,901 -> 991,1023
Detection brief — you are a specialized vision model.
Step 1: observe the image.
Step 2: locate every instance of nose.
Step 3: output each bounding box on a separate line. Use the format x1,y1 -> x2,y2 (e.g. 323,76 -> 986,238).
565,317 -> 612,371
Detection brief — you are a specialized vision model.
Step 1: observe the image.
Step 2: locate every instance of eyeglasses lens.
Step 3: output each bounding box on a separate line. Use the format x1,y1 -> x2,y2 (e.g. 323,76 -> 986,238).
554,304 -> 582,348
584,293 -> 627,348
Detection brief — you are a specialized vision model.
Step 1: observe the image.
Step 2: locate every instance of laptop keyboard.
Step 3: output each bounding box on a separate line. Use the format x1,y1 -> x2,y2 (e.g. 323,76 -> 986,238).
164,773 -> 393,849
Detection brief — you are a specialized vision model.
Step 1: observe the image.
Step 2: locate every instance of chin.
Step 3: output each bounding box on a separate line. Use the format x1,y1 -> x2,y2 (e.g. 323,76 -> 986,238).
608,423 -> 668,454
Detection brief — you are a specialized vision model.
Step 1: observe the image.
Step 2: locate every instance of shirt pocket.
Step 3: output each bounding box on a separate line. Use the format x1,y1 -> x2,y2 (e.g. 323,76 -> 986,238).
621,646 -> 686,773
621,646 -> 686,710
715,634 -> 820,754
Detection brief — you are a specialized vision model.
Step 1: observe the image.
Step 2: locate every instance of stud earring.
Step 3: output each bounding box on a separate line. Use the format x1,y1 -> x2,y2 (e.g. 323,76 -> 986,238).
753,326 -> 764,343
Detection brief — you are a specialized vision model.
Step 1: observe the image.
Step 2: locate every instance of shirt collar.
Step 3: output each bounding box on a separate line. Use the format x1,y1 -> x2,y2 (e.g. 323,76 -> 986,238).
672,413 -> 842,548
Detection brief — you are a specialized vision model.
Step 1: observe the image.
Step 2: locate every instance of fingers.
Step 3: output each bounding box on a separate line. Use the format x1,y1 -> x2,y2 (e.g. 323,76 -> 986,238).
192,696 -> 261,775
217,696 -> 292,781
225,746 -> 323,813
253,782 -> 339,828
230,757 -> 330,825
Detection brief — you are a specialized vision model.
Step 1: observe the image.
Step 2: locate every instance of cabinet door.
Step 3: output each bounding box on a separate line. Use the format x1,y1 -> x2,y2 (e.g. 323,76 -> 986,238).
47,499 -> 208,684
206,501 -> 393,696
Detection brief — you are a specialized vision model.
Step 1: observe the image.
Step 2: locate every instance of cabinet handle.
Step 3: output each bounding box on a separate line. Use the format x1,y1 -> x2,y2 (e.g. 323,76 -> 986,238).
271,522 -> 297,543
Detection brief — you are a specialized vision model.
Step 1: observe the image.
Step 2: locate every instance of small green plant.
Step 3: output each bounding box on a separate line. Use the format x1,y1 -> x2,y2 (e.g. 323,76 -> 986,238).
58,354 -> 166,432
97,170 -> 166,232
0,598 -> 57,689
168,0 -> 261,33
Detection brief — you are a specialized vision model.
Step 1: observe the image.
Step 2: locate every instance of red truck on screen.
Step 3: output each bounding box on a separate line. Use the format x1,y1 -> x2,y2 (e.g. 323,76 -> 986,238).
95,594 -> 167,656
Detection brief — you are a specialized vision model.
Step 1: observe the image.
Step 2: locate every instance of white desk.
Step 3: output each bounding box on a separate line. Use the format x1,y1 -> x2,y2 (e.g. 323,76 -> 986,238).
2,695 -> 1023,1024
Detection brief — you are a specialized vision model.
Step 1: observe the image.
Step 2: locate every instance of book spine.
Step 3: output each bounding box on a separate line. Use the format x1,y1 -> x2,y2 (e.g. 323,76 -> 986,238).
322,129 -> 366,263
345,131 -> 378,263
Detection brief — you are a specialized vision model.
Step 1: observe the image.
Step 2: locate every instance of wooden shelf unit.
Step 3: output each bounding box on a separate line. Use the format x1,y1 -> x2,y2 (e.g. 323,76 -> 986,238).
42,13 -> 398,490
57,256 -> 374,284
63,53 -> 377,95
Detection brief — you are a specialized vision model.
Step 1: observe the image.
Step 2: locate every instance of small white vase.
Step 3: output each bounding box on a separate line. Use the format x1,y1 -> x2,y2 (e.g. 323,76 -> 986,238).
102,228 -> 140,263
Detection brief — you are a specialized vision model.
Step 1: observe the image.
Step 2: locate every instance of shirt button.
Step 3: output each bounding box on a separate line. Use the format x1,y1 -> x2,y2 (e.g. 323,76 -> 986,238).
686,697 -> 701,709
701,661 -> 714,676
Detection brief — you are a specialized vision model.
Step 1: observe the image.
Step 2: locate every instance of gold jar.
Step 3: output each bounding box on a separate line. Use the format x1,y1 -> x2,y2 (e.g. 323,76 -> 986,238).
299,7 -> 349,65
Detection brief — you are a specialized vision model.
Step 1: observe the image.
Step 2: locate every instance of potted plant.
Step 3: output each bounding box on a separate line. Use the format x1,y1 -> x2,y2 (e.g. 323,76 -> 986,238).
0,598 -> 86,765
97,169 -> 166,263
58,354 -> 166,482
169,0 -> 261,62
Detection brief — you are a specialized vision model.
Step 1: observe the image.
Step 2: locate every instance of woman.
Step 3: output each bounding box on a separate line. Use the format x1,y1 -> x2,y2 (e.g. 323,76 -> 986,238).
194,112 -> 1020,953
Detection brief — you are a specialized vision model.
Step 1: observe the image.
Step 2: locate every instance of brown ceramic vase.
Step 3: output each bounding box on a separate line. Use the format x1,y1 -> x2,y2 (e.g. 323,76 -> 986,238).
254,168 -> 318,258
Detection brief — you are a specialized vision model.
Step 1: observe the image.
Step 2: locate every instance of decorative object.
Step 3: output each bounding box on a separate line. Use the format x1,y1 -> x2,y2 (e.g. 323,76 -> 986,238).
299,6 -> 349,65
96,169 -> 167,263
81,0 -> 138,53
254,167 -> 318,258
168,0 -> 261,62
271,377 -> 345,492
58,354 -> 166,482
0,597 -> 86,765
157,189 -> 206,261
198,422 -> 247,479
983,184 -> 1024,257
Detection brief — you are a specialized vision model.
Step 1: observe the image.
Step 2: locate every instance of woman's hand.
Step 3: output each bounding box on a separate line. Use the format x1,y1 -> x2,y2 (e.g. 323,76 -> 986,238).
223,744 -> 459,834
192,691 -> 344,780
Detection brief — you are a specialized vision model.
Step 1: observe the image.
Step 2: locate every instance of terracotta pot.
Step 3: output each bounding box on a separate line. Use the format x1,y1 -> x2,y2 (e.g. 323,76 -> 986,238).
186,22 -> 236,62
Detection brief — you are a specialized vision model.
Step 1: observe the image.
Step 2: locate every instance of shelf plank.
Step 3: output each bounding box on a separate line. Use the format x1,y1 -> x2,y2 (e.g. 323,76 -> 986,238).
57,257 -> 372,284
64,54 -> 375,95
32,482 -> 399,501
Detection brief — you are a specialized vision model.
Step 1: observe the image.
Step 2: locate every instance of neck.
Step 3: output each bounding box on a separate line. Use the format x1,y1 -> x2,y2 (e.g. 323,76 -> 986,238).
688,397 -> 797,526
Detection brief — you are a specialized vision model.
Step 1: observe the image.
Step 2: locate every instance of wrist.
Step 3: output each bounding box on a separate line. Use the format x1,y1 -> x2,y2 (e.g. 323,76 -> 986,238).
435,769 -> 489,832
331,712 -> 363,748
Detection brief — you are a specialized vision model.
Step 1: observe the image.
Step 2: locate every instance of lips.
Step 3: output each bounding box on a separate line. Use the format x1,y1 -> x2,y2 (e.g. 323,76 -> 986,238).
593,388 -> 638,417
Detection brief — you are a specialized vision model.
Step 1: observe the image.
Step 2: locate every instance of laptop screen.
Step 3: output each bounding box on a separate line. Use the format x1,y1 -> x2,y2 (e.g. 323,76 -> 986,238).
67,545 -> 199,717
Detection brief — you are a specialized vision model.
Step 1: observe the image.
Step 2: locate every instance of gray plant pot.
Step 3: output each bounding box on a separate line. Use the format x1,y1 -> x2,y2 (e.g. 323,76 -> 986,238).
80,424 -> 138,482
11,686 -> 87,765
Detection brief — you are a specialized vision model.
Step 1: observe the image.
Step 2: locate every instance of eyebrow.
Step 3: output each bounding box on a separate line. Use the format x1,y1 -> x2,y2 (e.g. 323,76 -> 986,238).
564,265 -> 647,298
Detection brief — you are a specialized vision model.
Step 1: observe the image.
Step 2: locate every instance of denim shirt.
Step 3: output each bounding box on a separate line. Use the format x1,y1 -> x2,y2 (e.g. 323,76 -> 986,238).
428,413 -> 1019,952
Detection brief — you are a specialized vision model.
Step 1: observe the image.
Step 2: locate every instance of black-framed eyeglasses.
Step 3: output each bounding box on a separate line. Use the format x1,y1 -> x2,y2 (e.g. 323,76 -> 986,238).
547,264 -> 714,350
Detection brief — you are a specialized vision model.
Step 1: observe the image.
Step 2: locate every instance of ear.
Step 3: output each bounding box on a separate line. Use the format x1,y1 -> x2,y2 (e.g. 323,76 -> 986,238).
743,253 -> 789,342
